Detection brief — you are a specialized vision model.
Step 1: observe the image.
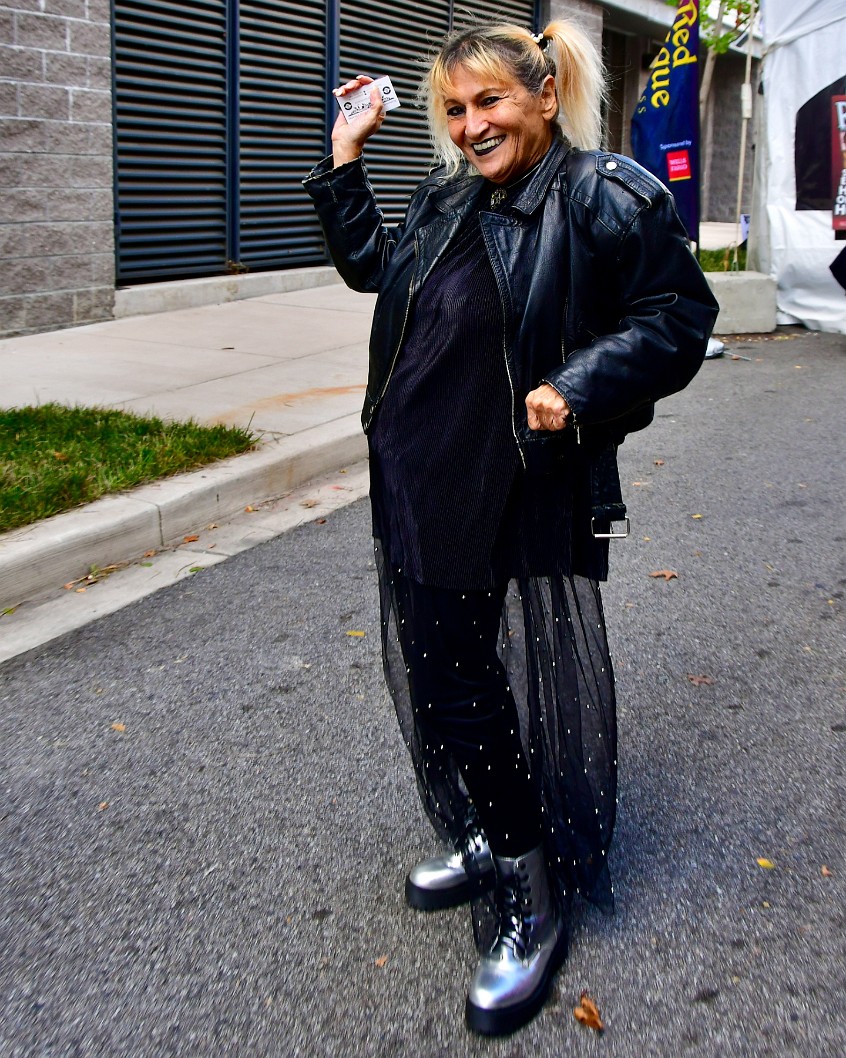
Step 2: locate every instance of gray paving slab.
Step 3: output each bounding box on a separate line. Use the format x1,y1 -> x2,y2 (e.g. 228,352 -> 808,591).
0,284 -> 375,428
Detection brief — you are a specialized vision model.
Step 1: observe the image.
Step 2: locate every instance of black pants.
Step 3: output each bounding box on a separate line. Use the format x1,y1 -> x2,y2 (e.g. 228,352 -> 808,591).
392,572 -> 543,857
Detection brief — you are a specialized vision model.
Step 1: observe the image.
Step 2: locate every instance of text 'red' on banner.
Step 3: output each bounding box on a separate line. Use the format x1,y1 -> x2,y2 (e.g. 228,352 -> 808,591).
631,0 -> 700,245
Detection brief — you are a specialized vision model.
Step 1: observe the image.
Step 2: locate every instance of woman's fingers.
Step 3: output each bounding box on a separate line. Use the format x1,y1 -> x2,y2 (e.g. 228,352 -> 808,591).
525,384 -> 571,432
332,75 -> 375,97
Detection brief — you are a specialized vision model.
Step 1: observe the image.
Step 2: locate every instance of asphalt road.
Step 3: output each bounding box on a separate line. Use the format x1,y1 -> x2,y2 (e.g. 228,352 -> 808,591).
2,330 -> 845,1058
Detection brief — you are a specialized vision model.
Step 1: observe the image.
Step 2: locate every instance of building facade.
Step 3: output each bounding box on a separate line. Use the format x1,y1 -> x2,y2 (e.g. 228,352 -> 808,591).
0,0 -> 757,338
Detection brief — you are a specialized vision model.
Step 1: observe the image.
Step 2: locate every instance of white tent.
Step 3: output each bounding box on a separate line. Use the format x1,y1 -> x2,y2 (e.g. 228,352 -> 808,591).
750,0 -> 846,333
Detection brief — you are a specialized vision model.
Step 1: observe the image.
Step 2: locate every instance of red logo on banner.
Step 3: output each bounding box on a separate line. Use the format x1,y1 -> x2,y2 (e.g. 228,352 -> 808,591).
666,149 -> 692,181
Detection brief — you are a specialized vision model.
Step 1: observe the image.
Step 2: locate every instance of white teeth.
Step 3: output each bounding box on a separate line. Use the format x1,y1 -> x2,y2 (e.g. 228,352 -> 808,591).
472,136 -> 505,153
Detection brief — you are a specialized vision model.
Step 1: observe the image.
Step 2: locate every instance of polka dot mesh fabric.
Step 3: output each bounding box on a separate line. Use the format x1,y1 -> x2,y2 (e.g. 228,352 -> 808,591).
375,541 -> 617,950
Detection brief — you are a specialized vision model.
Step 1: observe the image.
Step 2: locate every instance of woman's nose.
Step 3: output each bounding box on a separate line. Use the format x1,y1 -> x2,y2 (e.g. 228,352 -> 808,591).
464,106 -> 489,139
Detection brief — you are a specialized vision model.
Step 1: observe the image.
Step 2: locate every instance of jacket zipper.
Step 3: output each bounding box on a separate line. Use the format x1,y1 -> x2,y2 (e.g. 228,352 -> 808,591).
501,327 -> 527,470
373,235 -> 419,411
485,221 -> 526,470
560,297 -> 581,444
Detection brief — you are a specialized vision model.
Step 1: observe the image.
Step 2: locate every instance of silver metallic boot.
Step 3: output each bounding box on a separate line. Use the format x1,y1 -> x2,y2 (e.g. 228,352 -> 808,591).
465,845 -> 569,1036
405,814 -> 495,911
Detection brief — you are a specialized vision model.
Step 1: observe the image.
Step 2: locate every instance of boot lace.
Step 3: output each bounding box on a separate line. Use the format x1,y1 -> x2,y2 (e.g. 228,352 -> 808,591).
495,864 -> 532,960
456,811 -> 488,872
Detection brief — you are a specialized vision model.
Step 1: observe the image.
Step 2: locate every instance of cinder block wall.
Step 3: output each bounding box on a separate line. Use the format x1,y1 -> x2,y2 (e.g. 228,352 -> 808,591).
0,1 -> 115,338
547,0 -> 604,52
702,52 -> 760,223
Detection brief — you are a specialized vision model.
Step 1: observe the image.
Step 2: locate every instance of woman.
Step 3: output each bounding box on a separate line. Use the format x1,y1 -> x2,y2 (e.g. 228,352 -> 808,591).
305,21 -> 718,1036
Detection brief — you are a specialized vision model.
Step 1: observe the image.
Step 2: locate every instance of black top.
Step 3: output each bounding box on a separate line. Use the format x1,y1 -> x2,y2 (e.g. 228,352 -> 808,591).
369,197 -> 576,590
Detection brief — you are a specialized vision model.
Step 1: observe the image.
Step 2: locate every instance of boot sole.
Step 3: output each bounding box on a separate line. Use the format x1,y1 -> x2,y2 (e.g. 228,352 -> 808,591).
405,869 -> 495,911
464,928 -> 570,1036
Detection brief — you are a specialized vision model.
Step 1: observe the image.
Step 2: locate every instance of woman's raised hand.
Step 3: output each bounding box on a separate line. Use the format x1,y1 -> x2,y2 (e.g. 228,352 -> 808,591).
331,76 -> 386,168
526,383 -> 572,432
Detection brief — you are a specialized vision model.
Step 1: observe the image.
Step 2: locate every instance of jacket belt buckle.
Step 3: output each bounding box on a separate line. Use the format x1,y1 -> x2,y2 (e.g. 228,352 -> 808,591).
591,517 -> 630,540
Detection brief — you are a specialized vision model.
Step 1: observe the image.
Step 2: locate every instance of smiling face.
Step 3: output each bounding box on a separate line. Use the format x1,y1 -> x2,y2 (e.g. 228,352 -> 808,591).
442,65 -> 557,185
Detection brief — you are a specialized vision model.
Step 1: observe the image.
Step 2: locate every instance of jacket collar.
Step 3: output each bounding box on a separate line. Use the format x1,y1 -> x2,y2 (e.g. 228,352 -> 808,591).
428,135 -> 571,217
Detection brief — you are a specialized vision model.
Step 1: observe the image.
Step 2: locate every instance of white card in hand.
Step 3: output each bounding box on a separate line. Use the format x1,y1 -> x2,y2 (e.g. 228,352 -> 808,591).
337,76 -> 401,123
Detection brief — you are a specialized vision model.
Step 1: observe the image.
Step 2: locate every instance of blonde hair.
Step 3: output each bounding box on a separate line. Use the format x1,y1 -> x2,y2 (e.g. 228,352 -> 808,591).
424,20 -> 606,175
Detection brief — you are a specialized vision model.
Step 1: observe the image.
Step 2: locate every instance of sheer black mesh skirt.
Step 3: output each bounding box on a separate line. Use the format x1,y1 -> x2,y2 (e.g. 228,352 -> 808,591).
375,539 -> 617,949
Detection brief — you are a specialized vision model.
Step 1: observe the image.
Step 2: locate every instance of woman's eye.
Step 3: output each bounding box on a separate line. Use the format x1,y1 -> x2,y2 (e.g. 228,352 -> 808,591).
481,96 -> 501,107
446,106 -> 464,118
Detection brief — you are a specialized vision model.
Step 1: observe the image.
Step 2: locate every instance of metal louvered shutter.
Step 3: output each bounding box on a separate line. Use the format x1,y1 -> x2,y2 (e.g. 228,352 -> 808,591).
238,0 -> 328,269
339,3 -> 451,224
113,0 -> 228,282
452,1 -> 538,31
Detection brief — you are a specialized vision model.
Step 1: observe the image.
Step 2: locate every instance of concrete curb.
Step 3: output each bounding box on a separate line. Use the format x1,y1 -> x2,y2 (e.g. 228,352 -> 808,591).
705,271 -> 777,334
0,414 -> 366,610
113,265 -> 342,318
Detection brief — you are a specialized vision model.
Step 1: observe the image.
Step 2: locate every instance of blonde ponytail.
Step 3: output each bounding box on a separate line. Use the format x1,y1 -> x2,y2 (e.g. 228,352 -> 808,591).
541,20 -> 606,151
424,19 -> 606,175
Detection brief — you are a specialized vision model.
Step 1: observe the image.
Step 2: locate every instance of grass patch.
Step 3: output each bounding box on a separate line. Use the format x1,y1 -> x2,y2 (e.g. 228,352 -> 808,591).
0,404 -> 255,534
699,245 -> 747,272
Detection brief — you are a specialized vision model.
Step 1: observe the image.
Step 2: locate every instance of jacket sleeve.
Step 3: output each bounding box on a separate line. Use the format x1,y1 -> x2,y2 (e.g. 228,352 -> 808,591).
303,155 -> 424,294
542,191 -> 719,427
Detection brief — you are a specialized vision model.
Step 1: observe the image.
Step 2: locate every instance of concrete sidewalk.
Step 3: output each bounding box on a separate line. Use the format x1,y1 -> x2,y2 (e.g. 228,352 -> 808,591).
1,277 -> 376,612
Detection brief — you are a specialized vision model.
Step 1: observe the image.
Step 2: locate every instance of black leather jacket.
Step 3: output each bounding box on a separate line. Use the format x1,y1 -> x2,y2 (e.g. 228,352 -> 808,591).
304,137 -> 718,525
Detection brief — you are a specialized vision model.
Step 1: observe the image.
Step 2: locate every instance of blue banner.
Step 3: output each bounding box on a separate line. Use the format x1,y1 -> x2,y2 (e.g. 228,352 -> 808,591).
631,0 -> 700,244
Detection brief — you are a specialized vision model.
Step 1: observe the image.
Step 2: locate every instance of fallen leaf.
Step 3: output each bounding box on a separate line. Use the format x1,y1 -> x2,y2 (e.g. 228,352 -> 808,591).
2,606 -> 16,616
686,674 -> 714,686
821,865 -> 833,877
206,523 -> 218,530
649,570 -> 678,581
183,534 -> 199,543
140,561 -> 153,567
346,630 -> 365,637
654,459 -> 665,466
53,451 -> 68,460
98,802 -> 109,811
188,566 -> 204,574
245,505 -> 256,512
75,587 -> 86,594
691,513 -> 704,519
316,518 -> 327,524
574,992 -> 604,1032
632,481 -> 648,486
63,582 -> 75,590
111,722 -> 126,733
143,550 -> 156,558
300,499 -> 318,508
375,955 -> 389,968
757,858 -> 776,869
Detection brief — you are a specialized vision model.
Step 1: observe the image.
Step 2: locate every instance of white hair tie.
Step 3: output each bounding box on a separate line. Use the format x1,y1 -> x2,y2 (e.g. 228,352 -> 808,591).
531,32 -> 544,44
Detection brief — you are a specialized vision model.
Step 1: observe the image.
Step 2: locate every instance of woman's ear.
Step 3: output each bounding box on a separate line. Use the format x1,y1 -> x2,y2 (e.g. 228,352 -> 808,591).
540,74 -> 558,121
